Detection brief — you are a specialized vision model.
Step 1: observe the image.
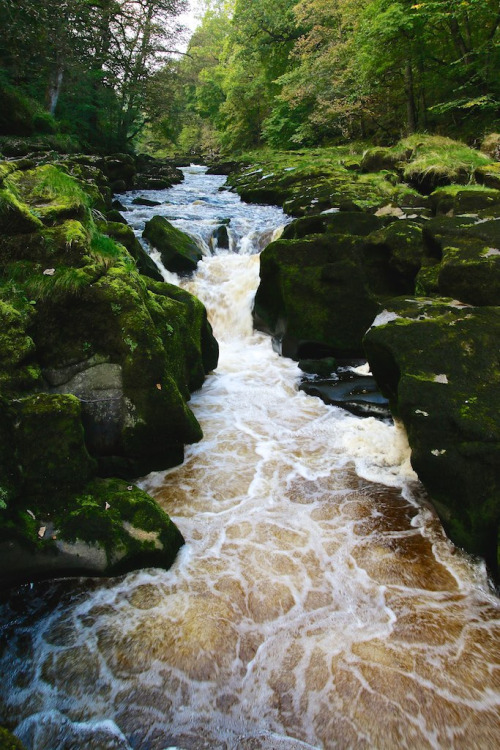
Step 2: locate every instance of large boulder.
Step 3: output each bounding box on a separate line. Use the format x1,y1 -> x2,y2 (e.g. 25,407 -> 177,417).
0,159 -> 217,587
254,220 -> 426,359
143,215 -> 203,273
0,478 -> 185,588
364,298 -> 500,578
429,185 -> 500,216
417,217 -> 500,305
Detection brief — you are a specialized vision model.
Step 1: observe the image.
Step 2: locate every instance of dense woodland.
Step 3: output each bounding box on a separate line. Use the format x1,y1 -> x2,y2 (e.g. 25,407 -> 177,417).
1,0 -> 499,154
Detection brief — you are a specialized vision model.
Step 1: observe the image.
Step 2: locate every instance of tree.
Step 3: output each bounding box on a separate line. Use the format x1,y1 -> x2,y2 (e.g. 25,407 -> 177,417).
0,0 -> 189,150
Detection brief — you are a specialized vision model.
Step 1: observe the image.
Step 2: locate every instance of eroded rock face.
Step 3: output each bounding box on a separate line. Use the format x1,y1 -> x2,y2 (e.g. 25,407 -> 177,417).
254,219 -> 425,359
0,158 -> 217,587
418,216 -> 500,305
244,147 -> 500,577
364,298 -> 500,576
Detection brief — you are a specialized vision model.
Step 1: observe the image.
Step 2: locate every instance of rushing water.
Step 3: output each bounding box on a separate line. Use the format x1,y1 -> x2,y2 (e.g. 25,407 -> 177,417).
1,167 -> 499,750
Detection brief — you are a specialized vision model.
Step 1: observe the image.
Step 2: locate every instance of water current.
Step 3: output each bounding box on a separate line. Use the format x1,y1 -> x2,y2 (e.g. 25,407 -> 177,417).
1,167 -> 499,749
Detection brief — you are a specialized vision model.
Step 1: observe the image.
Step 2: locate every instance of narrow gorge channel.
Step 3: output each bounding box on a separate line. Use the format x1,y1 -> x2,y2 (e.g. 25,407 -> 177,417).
1,167 -> 499,750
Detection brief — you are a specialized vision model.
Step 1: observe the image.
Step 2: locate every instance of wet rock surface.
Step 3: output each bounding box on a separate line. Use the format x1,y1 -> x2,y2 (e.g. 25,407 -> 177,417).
299,365 -> 391,421
230,142 -> 500,577
0,155 -> 217,587
364,298 -> 500,578
143,215 -> 203,273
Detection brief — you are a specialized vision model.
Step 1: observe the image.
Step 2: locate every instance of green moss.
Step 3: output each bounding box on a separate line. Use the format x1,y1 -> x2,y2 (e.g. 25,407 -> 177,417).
58,478 -> 184,569
13,393 -> 96,499
98,220 -> 163,281
6,261 -> 100,303
0,299 -> 40,394
0,727 -> 26,750
9,165 -> 91,226
0,186 -> 43,234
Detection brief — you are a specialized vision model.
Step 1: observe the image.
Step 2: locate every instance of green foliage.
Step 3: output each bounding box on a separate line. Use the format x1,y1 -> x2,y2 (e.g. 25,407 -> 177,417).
149,0 -> 500,152
29,166 -> 91,208
0,0 -> 189,151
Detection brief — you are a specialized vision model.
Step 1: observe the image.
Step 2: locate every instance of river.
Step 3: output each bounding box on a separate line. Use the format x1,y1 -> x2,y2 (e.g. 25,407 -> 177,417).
0,166 -> 499,749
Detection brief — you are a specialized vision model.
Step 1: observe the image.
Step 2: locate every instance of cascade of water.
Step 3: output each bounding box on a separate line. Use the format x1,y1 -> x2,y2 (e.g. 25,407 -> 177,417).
0,168 -> 499,750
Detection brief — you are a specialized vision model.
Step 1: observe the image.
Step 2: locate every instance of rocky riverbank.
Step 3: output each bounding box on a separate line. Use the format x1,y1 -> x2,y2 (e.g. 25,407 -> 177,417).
0,150 -> 218,588
223,135 -> 500,581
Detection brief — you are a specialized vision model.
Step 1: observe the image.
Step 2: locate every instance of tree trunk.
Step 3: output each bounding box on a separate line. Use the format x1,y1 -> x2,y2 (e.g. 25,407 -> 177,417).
46,64 -> 64,114
448,17 -> 471,64
404,59 -> 417,134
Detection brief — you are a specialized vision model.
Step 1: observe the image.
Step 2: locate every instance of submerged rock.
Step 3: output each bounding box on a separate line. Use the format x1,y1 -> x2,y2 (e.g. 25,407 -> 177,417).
364,298 -> 500,578
131,196 -> 161,207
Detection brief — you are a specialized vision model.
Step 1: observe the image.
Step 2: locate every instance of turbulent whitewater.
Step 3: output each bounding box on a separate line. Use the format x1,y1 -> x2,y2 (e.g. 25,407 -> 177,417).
0,167 -> 499,750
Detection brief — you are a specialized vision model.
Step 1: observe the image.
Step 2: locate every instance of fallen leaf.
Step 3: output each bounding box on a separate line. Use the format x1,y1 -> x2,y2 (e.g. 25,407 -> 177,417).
38,526 -> 46,539
43,268 -> 56,276
105,502 -> 111,510
156,383 -> 162,390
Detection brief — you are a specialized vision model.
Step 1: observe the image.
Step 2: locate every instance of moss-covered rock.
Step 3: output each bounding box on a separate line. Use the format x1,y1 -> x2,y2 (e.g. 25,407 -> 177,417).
0,299 -> 40,395
475,163 -> 500,191
133,154 -> 184,190
0,155 -> 216,587
254,220 -> 426,359
360,146 -> 409,173
9,164 -> 92,226
430,185 -> 500,216
13,394 -> 97,498
418,217 -> 500,305
0,187 -> 43,234
282,211 -> 383,240
364,298 -> 500,578
226,153 -> 425,217
0,478 -> 184,588
98,219 -> 163,281
143,215 -> 203,273
0,726 -> 26,750
254,234 -> 377,358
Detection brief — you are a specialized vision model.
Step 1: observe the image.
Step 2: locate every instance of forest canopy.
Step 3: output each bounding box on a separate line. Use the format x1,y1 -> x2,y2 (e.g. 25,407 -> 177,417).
1,0 -> 499,153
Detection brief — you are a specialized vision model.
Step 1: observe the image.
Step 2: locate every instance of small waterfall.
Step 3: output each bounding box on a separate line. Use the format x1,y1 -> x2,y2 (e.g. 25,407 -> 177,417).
1,167 -> 499,750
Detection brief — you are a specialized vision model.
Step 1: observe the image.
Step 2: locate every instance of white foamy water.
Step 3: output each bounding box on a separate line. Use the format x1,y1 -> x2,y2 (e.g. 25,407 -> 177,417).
1,168 -> 499,750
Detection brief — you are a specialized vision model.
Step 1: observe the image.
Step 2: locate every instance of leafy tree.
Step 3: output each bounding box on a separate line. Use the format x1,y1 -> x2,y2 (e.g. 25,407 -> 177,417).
0,0 -> 189,150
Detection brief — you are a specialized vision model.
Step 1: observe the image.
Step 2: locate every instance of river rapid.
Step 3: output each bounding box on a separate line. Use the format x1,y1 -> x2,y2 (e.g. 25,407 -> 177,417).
0,167 -> 499,749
